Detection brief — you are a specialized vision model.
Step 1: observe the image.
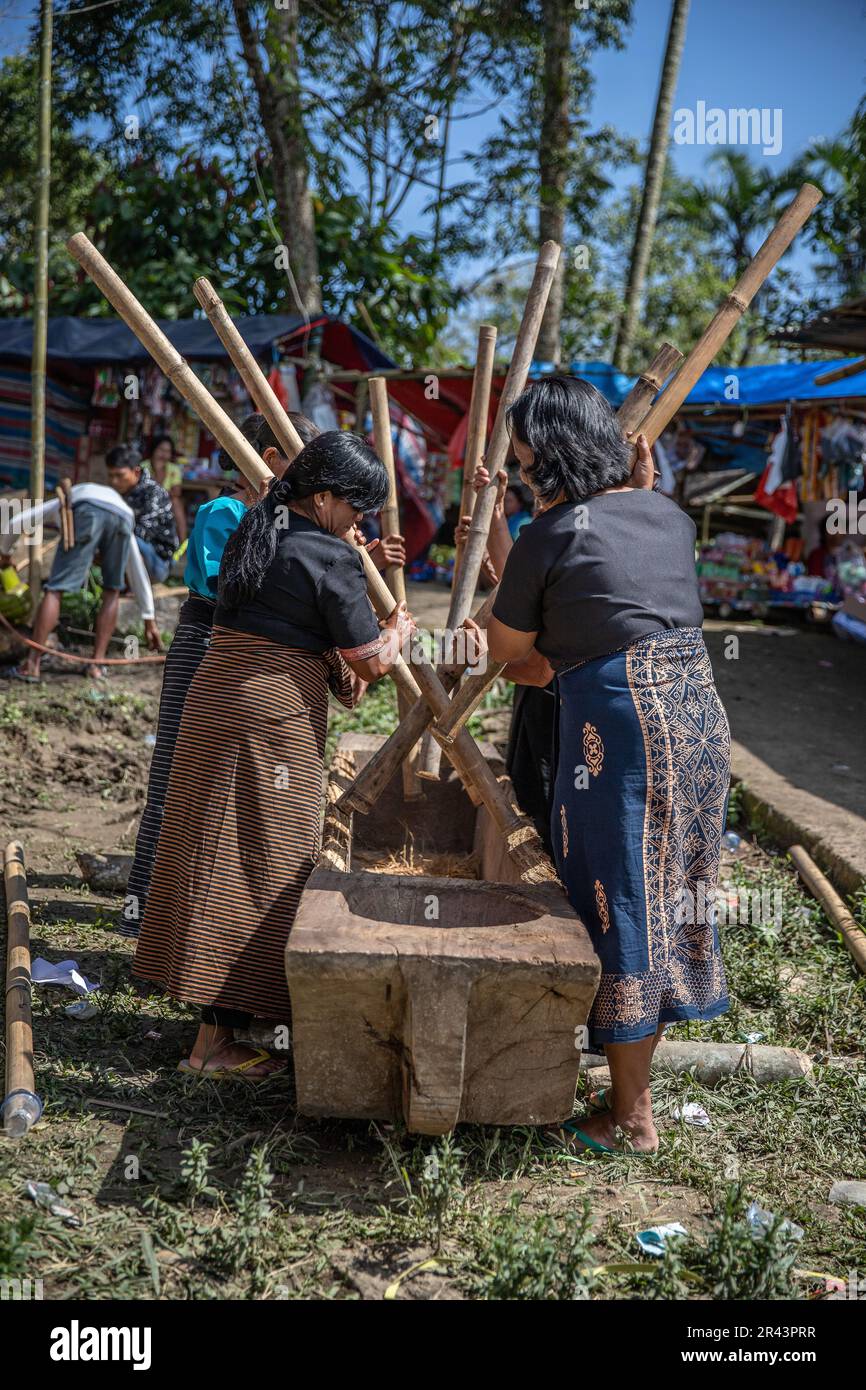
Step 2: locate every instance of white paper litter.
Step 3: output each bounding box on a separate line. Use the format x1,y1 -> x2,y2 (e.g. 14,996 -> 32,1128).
31,957 -> 100,995
673,1101 -> 711,1128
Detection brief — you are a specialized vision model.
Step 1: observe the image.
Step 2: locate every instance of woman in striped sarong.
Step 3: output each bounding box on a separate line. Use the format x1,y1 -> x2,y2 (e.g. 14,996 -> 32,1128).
486,377 -> 730,1155
122,413 -> 319,936
133,432 -> 413,1079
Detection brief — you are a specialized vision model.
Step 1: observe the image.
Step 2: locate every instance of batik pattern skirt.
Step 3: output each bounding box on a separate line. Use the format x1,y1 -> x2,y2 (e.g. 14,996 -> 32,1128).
552,627 -> 731,1048
123,596 -> 216,936
133,625 -> 354,1019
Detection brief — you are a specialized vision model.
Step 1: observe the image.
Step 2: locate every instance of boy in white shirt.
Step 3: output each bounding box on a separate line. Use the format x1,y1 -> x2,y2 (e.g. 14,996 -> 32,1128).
1,483 -> 161,680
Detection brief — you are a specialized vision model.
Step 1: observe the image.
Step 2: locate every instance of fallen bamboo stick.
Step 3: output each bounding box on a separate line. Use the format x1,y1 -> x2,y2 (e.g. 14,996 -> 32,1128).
586,1040 -> 813,1087
789,844 -> 866,976
370,375 -> 422,801
3,841 -> 42,1138
418,322 -> 498,781
433,342 -> 686,745
339,342 -> 682,808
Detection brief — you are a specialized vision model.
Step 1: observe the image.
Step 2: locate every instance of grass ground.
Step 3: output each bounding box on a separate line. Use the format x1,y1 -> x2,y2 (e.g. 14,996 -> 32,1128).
1,675 -> 864,1301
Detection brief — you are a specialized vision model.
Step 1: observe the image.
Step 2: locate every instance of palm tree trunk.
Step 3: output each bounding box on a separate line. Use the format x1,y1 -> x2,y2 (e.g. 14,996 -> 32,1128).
536,0 -> 570,366
232,0 -> 322,317
613,0 -> 690,370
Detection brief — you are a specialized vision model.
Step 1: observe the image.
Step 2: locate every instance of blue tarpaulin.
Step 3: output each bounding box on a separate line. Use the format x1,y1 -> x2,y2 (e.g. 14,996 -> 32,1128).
567,357 -> 866,408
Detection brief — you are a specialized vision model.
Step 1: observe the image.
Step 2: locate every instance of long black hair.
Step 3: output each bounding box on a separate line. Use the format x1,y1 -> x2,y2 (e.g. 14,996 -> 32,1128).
506,376 -> 631,506
217,411 -> 320,473
218,430 -> 388,611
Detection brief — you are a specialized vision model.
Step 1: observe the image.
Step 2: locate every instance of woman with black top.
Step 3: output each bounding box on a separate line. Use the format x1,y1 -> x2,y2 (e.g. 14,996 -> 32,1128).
123,411 -> 318,936
486,377 -> 731,1155
134,432 -> 413,1079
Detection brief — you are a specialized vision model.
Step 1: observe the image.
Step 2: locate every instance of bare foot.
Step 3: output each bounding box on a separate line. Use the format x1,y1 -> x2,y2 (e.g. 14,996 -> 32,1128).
186,1041 -> 286,1079
554,1109 -> 659,1154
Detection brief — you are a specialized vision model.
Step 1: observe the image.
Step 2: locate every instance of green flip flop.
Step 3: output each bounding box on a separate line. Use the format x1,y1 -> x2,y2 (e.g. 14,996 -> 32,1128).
586,1087 -> 612,1114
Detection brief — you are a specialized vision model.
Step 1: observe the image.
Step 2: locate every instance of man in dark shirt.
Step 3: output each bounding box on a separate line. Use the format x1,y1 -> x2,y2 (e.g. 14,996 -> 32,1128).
107,445 -> 178,582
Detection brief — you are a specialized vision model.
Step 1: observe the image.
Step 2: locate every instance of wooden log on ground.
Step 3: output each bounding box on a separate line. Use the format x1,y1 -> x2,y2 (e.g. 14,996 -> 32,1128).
586,1040 -> 813,1090
369,375 -> 422,801
417,322 -> 497,780
3,842 -> 42,1138
434,341 -> 685,745
789,844 -> 866,976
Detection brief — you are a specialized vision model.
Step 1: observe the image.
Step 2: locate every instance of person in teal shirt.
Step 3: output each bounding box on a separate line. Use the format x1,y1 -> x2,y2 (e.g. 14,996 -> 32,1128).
184,493 -> 248,599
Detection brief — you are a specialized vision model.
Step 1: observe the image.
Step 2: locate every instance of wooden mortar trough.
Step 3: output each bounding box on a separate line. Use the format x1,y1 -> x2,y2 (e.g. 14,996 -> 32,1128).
286,733 -> 600,1136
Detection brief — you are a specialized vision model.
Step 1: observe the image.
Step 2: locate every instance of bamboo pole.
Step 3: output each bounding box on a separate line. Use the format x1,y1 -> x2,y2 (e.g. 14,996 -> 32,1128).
338,590 -> 497,814
67,237 -> 272,490
417,322 -> 498,782
429,202 -> 823,744
452,241 -> 560,628
3,842 -> 42,1138
453,324 -> 498,581
789,845 -> 866,976
434,341 -> 685,745
635,184 -> 823,450
28,0 -> 53,609
68,240 -> 550,877
369,374 -> 422,801
339,341 -> 682,810
416,247 -> 556,784
813,357 -> 866,387
193,276 -> 306,458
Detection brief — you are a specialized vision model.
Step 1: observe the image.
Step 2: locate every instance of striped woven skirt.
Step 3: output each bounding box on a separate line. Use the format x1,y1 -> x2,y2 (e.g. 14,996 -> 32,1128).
133,625 -> 353,1019
552,627 -> 731,1048
123,596 -> 216,936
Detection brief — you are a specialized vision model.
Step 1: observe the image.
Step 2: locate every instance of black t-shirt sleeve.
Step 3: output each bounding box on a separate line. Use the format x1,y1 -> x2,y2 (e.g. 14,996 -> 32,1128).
315,546 -> 381,652
492,522 -> 546,633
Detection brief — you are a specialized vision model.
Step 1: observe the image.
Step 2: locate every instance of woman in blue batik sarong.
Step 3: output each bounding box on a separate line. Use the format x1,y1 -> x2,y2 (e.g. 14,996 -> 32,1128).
485,376 -> 731,1155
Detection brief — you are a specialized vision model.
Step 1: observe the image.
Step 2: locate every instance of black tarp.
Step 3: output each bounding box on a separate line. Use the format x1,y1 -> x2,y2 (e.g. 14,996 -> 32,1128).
0,313 -> 396,369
